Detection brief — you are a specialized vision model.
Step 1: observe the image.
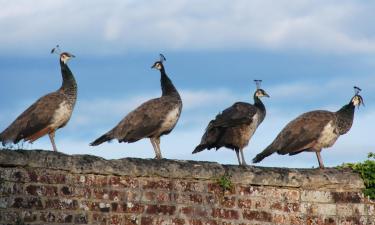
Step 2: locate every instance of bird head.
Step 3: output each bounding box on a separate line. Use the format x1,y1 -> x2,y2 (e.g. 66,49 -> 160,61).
351,86 -> 364,108
51,45 -> 75,64
151,54 -> 166,70
254,80 -> 270,98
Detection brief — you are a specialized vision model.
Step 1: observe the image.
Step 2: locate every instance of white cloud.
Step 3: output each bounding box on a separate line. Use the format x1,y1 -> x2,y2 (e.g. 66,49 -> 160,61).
1,0 -> 375,54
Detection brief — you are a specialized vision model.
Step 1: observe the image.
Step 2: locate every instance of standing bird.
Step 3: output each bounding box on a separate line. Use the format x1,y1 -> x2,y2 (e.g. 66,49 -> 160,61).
0,46 -> 77,152
90,54 -> 182,159
252,87 -> 364,169
193,80 -> 269,166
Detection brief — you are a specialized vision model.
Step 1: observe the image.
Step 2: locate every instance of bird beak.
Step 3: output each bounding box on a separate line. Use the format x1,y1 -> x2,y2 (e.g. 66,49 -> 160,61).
264,93 -> 270,97
151,65 -> 155,69
71,54 -> 76,58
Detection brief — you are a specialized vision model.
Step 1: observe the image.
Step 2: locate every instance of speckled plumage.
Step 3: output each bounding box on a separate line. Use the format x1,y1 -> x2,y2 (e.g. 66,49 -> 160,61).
90,56 -> 182,159
253,94 -> 361,168
193,89 -> 268,165
0,52 -> 77,152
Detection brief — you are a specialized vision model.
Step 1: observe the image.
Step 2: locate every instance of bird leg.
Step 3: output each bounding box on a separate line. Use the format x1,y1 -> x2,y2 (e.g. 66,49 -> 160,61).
240,148 -> 248,166
315,151 -> 325,169
235,150 -> 241,165
48,131 -> 58,152
155,137 -> 163,159
150,138 -> 162,159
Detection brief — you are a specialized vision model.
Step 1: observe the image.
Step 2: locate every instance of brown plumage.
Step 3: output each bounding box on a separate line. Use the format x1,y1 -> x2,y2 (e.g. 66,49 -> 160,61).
253,89 -> 364,168
193,86 -> 269,166
0,48 -> 77,152
90,54 -> 182,159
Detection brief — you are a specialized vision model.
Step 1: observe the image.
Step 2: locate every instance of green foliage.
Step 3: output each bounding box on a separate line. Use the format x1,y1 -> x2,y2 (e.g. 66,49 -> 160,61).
340,152 -> 375,200
217,174 -> 233,192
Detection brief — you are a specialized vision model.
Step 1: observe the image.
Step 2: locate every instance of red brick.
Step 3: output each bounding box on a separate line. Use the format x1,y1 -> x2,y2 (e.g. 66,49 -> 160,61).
112,202 -> 144,214
181,206 -> 208,217
238,199 -> 252,209
109,176 -> 138,188
208,183 -> 235,195
45,199 -> 78,210
142,179 -> 173,190
176,193 -> 203,204
211,208 -> 239,219
243,210 -> 272,222
284,202 -> 300,212
332,192 -> 362,203
11,197 -> 43,209
145,204 -> 176,216
124,215 -> 139,225
77,174 -> 108,186
175,181 -> 204,192
25,185 -> 58,197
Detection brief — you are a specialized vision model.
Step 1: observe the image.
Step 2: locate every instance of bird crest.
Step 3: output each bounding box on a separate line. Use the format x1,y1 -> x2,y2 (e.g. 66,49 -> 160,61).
159,54 -> 166,62
254,80 -> 262,89
51,45 -> 62,55
354,86 -> 362,95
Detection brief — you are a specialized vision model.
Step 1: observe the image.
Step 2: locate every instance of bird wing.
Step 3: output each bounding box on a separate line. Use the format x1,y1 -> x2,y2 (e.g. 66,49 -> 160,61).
210,102 -> 257,128
0,92 -> 65,144
271,110 -> 335,155
112,96 -> 180,142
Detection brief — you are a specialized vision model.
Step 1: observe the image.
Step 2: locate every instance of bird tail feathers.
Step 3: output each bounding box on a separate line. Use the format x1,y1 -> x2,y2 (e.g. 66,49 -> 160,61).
252,146 -> 276,163
90,132 -> 113,146
192,144 -> 207,154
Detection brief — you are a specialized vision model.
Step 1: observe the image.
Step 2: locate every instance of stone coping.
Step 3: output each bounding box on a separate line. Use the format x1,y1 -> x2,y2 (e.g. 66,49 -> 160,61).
0,149 -> 364,191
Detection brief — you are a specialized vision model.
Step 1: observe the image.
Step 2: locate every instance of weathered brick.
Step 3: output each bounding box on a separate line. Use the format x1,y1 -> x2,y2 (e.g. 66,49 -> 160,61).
301,203 -> 336,216
124,215 -> 139,225
45,198 -> 78,210
22,211 -> 38,222
25,185 -> 58,197
142,179 -> 173,190
145,204 -> 176,216
74,213 -> 88,224
338,216 -> 367,225
11,197 -> 43,209
77,174 -> 108,186
284,202 -> 300,212
40,212 -> 56,223
176,193 -> 203,204
332,192 -> 362,203
238,198 -> 252,209
109,176 -> 138,188
189,219 -> 219,225
116,202 -> 145,214
208,183 -> 235,195
306,216 -> 337,225
301,190 -> 333,203
211,208 -> 239,219
181,206 -> 208,217
0,182 -> 23,196
175,181 -> 205,192
243,210 -> 272,222
337,204 -> 366,216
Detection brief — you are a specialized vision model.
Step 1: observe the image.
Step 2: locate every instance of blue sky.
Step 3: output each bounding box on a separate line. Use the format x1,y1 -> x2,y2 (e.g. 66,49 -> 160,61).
0,0 -> 374,167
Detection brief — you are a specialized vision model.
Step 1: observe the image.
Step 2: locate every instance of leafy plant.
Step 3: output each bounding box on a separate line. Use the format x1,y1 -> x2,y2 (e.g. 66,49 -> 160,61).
217,174 -> 233,193
339,152 -> 375,200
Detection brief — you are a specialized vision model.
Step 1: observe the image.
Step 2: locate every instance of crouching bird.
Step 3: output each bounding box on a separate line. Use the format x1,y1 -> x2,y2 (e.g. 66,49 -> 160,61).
252,86 -> 364,169
90,54 -> 182,159
193,80 -> 269,166
0,45 -> 77,152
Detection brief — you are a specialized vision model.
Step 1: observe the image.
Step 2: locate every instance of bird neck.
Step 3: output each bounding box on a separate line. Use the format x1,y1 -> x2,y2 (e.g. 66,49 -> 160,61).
253,95 -> 266,122
335,102 -> 355,135
160,68 -> 179,98
59,61 -> 77,103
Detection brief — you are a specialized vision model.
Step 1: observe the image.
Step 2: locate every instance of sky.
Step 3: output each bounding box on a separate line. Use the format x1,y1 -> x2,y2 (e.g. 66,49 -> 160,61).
0,0 -> 374,168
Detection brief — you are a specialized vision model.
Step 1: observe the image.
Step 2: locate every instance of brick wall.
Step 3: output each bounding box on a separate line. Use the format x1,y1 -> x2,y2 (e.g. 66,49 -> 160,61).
0,150 -> 374,225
